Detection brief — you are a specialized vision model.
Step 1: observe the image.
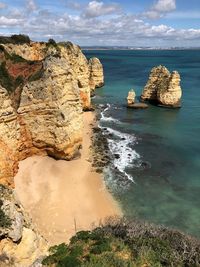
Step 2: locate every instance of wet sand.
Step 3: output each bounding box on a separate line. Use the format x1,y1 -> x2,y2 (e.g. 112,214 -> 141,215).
14,112 -> 121,245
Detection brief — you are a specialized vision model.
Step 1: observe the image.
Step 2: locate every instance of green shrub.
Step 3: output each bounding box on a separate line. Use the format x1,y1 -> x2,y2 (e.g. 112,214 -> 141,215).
42,221 -> 200,266
0,45 -> 4,52
70,245 -> 83,257
10,34 -> 30,44
42,243 -> 68,265
0,61 -> 24,93
0,62 -> 13,92
0,36 -> 12,44
70,230 -> 92,243
58,41 -> 74,49
42,231 -> 133,266
0,35 -> 30,44
10,53 -> 27,63
58,255 -> 81,267
0,199 -> 11,228
83,253 -> 134,267
130,236 -> 175,264
48,38 -> 57,47
91,238 -> 112,254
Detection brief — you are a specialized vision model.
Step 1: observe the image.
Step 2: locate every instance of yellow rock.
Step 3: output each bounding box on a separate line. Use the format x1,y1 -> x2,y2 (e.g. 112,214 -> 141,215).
1,228 -> 48,267
0,41 -> 104,186
141,65 -> 182,108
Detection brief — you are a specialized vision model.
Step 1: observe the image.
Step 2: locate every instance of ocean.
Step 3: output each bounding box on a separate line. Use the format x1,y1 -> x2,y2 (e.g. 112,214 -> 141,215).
84,49 -> 200,238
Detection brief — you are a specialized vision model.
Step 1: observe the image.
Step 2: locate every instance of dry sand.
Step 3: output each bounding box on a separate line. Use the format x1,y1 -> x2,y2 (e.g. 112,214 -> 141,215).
14,112 -> 121,245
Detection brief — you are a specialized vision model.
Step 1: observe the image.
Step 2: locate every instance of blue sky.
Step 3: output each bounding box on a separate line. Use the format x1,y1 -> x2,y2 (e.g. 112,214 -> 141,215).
0,0 -> 200,47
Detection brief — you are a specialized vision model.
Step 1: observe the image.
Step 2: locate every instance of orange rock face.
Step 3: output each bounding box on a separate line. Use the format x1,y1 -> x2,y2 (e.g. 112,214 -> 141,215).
0,41 -> 104,187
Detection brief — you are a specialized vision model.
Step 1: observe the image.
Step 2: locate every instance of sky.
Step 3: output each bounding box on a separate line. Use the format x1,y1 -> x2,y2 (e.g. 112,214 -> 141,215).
0,0 -> 200,47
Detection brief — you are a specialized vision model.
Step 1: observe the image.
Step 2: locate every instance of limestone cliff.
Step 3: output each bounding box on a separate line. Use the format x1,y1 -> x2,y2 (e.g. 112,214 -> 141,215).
0,185 -> 48,266
2,41 -> 104,109
141,65 -> 182,108
0,39 -> 104,187
89,57 -> 104,92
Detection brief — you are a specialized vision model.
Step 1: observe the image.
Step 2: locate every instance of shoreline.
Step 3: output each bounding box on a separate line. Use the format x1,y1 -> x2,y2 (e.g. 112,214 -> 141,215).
14,111 -> 122,245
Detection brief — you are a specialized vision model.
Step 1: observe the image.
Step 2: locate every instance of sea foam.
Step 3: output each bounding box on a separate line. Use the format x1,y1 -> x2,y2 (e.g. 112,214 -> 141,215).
100,104 -> 120,123
99,104 -> 140,182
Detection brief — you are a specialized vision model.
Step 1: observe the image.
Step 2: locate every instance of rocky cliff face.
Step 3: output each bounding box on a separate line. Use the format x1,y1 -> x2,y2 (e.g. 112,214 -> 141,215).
141,65 -> 182,108
2,41 -> 104,109
0,185 -> 48,266
0,40 -> 104,187
89,57 -> 104,92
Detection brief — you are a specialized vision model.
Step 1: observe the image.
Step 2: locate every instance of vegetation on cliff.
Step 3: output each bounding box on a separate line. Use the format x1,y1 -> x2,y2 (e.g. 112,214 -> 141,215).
0,43 -> 44,111
0,34 -> 31,44
0,186 -> 11,228
42,218 -> 200,267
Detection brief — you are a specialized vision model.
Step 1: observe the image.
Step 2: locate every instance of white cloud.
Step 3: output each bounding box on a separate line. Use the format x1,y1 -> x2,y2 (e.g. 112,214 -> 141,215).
144,0 -> 176,19
0,0 -> 199,47
153,0 -> 176,12
83,1 -> 121,18
0,16 -> 24,26
18,11 -> 200,46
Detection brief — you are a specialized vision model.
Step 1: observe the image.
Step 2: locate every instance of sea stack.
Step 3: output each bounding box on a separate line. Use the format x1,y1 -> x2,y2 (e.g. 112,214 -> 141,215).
89,57 -> 104,92
127,90 -> 148,109
141,65 -> 182,108
127,89 -> 136,105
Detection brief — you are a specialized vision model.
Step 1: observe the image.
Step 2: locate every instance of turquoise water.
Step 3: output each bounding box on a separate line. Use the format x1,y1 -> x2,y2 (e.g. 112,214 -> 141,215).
85,50 -> 200,238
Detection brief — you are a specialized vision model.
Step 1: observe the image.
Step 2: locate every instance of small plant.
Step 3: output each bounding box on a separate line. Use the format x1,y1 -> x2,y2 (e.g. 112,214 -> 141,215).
9,53 -> 27,63
48,38 -> 57,47
10,34 -> 30,44
58,255 -> 81,267
0,62 -> 13,92
42,230 -> 134,267
70,230 -> 92,243
0,45 -> 4,52
42,243 -> 69,265
0,199 -> 11,228
91,237 -> 112,254
43,39 -> 61,57
0,35 -> 31,44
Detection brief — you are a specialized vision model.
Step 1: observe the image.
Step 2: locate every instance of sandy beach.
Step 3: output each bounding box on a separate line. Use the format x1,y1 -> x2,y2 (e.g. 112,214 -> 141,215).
14,112 -> 121,245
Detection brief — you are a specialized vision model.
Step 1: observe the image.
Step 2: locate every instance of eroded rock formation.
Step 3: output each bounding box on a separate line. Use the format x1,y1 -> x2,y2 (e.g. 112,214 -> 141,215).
127,90 -> 136,106
127,90 -> 148,109
89,57 -> 104,92
0,185 -> 48,266
0,40 -> 104,186
141,65 -> 182,108
0,37 -> 104,266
